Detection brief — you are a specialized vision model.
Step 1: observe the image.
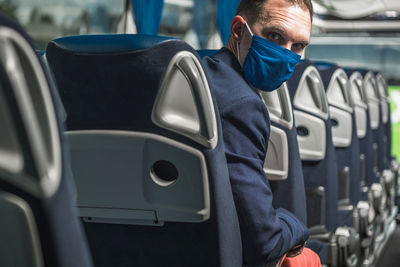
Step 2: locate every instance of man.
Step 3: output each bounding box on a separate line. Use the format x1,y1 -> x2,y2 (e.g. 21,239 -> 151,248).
202,0 -> 319,265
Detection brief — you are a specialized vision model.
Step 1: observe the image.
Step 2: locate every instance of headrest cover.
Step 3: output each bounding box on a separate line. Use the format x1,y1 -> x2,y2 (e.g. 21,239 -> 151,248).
49,34 -> 175,54
314,61 -> 338,70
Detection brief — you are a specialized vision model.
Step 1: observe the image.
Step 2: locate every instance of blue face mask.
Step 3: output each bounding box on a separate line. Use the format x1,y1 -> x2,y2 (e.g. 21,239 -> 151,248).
239,22 -> 301,92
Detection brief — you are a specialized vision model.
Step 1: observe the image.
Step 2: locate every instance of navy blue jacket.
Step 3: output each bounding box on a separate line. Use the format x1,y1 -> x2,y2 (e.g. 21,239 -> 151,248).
202,48 -> 309,265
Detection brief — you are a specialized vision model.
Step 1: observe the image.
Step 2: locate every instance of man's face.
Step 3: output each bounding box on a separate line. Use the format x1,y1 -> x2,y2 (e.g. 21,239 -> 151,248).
237,0 -> 312,64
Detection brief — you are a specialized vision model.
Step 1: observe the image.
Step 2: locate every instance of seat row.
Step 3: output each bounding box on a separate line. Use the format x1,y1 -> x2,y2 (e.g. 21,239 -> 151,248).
0,13 -> 398,267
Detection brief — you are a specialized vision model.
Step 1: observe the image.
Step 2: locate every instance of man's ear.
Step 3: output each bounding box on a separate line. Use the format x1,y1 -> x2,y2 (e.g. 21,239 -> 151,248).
230,15 -> 246,41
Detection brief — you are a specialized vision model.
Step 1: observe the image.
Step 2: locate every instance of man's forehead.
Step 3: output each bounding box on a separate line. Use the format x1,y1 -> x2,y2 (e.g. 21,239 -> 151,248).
256,0 -> 312,40
258,0 -> 311,23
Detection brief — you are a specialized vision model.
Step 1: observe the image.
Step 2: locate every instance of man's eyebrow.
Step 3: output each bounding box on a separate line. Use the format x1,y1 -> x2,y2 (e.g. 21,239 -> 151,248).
261,24 -> 310,45
260,24 -> 287,37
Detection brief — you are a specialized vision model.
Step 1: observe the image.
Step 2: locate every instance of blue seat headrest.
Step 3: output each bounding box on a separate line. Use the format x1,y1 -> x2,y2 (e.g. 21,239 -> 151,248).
36,49 -> 45,57
313,61 -> 338,71
49,34 -> 175,54
197,49 -> 218,58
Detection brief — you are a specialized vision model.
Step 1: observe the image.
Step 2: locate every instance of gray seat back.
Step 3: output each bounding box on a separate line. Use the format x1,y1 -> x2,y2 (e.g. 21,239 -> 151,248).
262,84 -> 292,181
293,65 -> 329,161
326,68 -> 353,148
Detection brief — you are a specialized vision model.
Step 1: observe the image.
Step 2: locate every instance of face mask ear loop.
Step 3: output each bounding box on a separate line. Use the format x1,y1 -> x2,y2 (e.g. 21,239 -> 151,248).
237,41 -> 241,66
244,21 -> 254,37
237,21 -> 253,67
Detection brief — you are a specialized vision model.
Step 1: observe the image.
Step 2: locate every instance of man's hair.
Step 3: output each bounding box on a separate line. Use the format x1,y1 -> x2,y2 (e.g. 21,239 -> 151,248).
236,0 -> 313,25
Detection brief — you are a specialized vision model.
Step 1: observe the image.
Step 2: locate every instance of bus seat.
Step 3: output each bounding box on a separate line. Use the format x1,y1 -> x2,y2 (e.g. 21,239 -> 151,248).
359,70 -> 383,182
261,83 -> 307,224
374,73 -> 398,243
46,34 -> 242,267
316,62 -> 366,266
316,62 -> 361,226
286,60 -> 338,233
346,70 -> 370,197
0,13 -> 93,267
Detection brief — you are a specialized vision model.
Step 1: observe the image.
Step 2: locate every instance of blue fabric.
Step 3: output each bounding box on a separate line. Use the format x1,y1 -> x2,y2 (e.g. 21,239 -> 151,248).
132,0 -> 164,34
202,48 -> 309,265
49,34 -> 174,54
216,0 -> 241,44
46,35 -> 242,267
0,13 -> 93,267
359,114 -> 376,187
36,49 -> 45,57
198,49 -> 218,58
313,61 -> 337,72
287,60 -> 339,232
243,32 -> 300,92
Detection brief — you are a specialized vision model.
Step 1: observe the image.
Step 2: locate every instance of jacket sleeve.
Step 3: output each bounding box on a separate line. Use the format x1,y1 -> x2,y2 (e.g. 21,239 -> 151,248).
220,96 -> 309,265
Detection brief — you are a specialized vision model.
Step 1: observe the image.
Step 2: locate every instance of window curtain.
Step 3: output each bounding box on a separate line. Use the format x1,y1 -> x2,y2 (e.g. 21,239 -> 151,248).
193,0 -> 212,48
131,0 -> 164,35
216,0 -> 241,44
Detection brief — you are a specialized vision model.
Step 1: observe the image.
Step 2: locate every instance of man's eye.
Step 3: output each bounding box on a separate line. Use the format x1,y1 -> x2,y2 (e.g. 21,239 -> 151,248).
292,43 -> 305,52
267,32 -> 281,41
293,43 -> 305,51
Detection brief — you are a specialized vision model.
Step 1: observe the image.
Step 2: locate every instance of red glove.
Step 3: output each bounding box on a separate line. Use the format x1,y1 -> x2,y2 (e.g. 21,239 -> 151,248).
280,247 -> 321,267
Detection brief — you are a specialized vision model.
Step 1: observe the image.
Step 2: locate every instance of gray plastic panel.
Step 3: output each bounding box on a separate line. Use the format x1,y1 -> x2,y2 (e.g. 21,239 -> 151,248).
330,106 -> 353,148
354,106 -> 367,139
0,191 -> 43,267
364,72 -> 380,130
264,125 -> 289,181
376,73 -> 389,124
67,130 -> 210,225
349,72 -> 368,139
294,110 -> 326,161
152,51 -> 217,149
0,87 -> 24,174
261,83 -> 294,130
0,27 -> 61,198
326,69 -> 353,113
293,66 -> 329,121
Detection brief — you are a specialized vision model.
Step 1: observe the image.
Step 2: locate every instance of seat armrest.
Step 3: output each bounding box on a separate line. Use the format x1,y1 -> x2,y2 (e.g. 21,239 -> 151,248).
309,225 -> 331,242
309,225 -> 329,236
